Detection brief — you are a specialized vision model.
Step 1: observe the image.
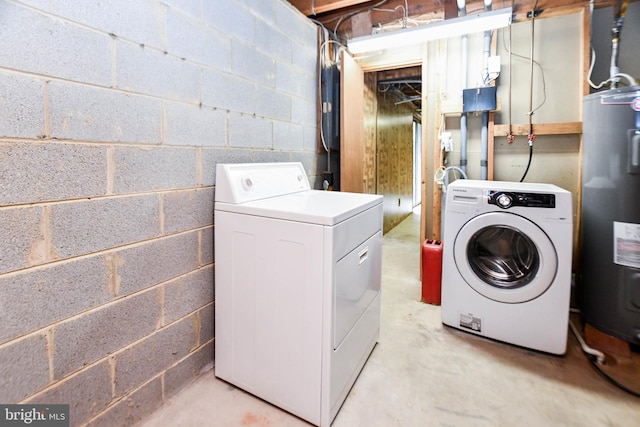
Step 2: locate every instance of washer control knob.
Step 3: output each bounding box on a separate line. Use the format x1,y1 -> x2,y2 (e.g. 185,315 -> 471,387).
497,193 -> 512,208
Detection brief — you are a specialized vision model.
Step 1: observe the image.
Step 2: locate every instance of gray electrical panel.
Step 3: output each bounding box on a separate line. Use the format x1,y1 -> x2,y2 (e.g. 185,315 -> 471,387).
462,86 -> 497,112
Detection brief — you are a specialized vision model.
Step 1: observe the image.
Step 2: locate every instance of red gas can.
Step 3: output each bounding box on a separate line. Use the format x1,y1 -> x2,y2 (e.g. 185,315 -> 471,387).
421,239 -> 443,305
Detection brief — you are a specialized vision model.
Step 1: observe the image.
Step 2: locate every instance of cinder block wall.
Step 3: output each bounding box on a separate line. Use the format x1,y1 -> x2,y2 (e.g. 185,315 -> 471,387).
0,0 -> 318,425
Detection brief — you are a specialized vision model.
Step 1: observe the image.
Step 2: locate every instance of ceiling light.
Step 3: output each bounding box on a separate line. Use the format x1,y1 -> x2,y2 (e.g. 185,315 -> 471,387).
348,8 -> 513,55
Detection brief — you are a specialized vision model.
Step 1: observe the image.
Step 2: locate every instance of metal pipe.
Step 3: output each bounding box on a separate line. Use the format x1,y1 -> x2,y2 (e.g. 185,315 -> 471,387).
507,1 -> 514,144
610,0 -> 629,88
527,2 -> 537,142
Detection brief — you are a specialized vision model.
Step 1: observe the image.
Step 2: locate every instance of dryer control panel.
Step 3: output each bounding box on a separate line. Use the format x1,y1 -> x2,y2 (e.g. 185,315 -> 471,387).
488,191 -> 555,209
215,162 -> 310,204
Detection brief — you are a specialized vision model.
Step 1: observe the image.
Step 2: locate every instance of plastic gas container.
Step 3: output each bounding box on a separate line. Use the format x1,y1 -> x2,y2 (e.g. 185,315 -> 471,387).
421,240 -> 443,305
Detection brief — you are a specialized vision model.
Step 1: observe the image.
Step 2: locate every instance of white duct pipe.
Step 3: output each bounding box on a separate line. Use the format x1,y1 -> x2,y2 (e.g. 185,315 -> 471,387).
480,0 -> 492,180
459,0 -> 468,174
482,1 -> 492,81
481,111 -> 489,179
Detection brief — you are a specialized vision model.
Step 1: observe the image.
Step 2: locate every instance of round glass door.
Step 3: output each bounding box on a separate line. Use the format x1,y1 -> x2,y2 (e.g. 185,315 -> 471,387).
467,225 -> 539,289
454,212 -> 557,303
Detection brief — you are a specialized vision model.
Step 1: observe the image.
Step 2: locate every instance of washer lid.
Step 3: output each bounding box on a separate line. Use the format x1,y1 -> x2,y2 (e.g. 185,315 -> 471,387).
215,189 -> 382,226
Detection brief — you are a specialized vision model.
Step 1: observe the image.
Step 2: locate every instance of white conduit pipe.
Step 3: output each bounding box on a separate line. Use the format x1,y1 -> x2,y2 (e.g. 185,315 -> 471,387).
458,0 -> 468,174
480,0 -> 492,180
481,112 -> 489,179
568,318 -> 606,364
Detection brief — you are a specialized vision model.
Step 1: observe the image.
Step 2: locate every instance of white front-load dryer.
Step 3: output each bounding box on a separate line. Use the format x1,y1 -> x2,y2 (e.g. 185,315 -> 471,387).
441,180 -> 573,355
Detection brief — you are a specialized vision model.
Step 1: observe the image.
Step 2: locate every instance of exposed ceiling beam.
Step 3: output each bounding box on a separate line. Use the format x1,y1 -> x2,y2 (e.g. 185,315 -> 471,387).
287,0 -> 374,16
311,0 -> 445,36
296,0 -> 639,38
443,0 -> 458,20
378,66 -> 422,81
320,0 -> 445,24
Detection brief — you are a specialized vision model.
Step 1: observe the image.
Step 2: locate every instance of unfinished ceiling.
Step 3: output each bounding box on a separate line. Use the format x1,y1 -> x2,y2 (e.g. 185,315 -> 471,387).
289,0 -> 634,113
289,0 -> 634,36
377,67 -> 423,118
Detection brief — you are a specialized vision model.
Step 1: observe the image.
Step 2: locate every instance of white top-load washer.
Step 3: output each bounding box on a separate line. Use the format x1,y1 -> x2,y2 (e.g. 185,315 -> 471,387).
214,162 -> 383,426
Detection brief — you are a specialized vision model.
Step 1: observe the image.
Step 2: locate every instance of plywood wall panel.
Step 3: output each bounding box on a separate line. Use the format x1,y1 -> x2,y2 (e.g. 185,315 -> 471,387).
363,72 -> 378,194
340,51 -> 365,193
376,89 -> 415,233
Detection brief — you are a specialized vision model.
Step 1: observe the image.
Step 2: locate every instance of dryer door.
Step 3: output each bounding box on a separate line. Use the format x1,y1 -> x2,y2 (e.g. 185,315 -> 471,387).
453,211 -> 557,303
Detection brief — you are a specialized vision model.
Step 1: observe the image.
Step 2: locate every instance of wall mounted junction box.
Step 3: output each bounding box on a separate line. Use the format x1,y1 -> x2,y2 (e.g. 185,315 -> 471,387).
463,86 -> 497,113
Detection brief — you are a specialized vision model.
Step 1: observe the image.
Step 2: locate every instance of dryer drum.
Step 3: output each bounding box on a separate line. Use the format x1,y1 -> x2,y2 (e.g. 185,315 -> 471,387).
466,225 -> 540,289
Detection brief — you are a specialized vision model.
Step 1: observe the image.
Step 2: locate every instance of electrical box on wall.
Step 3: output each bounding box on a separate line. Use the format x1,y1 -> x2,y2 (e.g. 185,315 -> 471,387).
321,64 -> 341,151
488,56 -> 501,75
463,86 -> 497,112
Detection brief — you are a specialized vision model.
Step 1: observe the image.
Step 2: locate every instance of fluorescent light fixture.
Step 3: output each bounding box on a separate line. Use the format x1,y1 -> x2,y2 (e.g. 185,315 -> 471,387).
348,7 -> 513,55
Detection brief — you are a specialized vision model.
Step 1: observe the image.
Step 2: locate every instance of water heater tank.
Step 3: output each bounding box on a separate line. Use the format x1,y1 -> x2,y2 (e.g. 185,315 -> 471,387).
580,85 -> 640,345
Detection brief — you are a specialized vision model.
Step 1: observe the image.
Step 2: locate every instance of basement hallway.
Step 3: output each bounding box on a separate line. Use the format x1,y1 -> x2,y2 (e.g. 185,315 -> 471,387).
138,211 -> 640,427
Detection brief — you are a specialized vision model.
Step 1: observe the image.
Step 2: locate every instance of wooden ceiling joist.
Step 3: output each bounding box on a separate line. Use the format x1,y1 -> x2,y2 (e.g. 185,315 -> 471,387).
292,0 -> 639,38
311,0 -> 444,30
288,0 -> 374,16
377,66 -> 422,81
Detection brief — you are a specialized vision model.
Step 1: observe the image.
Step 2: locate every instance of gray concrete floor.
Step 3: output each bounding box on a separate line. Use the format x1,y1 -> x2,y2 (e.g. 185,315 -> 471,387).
138,211 -> 640,427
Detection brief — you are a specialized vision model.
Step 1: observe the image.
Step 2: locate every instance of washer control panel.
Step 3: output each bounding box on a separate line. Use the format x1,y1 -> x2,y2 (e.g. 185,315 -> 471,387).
488,191 -> 555,209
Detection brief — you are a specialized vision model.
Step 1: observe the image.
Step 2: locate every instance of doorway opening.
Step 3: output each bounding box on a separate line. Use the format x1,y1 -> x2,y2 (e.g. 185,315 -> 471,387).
365,66 -> 422,233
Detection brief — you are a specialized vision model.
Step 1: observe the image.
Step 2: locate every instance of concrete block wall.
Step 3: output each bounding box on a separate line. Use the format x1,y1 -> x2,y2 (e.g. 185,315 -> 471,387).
0,0 -> 318,426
